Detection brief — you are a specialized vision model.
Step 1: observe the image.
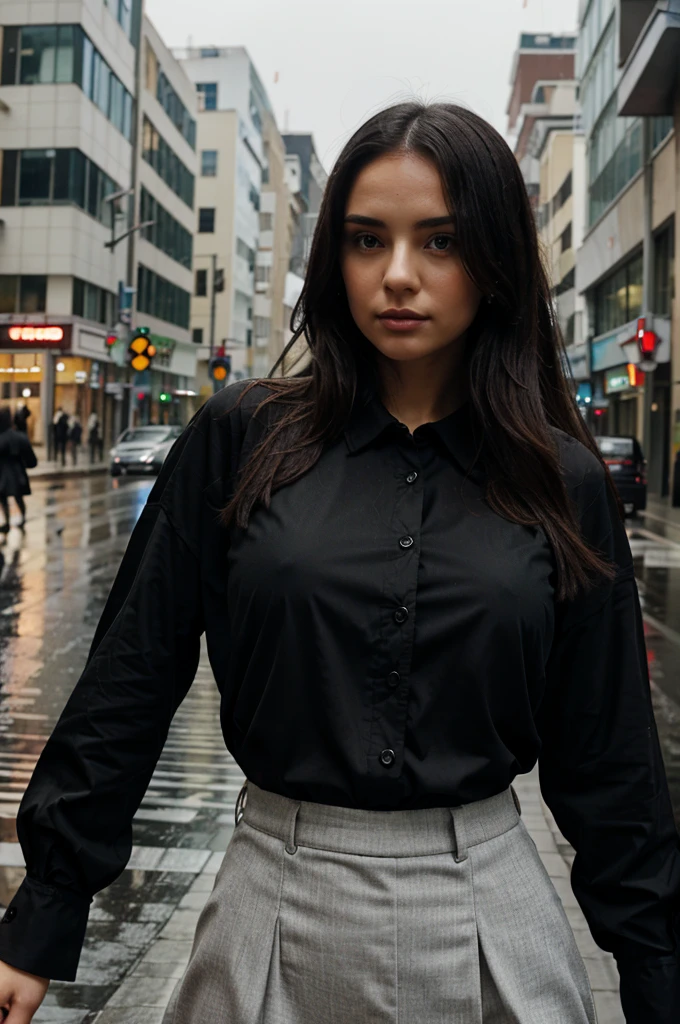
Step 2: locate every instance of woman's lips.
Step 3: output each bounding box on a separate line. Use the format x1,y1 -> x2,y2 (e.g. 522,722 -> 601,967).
377,316 -> 430,331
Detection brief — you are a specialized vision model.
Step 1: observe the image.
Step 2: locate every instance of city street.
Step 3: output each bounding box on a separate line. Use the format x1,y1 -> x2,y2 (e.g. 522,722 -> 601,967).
2,474 -> 680,1022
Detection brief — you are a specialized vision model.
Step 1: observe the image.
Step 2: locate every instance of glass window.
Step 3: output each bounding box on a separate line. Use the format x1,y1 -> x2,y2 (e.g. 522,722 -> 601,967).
654,227 -> 674,316
192,328 -> 203,345
1,27 -> 19,86
122,91 -> 133,141
19,150 -> 52,203
0,277 -> 18,314
118,0 -> 133,35
201,150 -> 218,176
1,151 -> 18,206
196,269 -> 207,296
109,75 -> 124,133
87,162 -> 101,218
197,82 -> 217,111
145,41 -> 158,93
199,208 -> 215,232
55,25 -> 75,82
19,26 -> 57,84
81,33 -> 94,99
626,254 -> 643,321
19,275 -> 47,313
96,54 -> 110,116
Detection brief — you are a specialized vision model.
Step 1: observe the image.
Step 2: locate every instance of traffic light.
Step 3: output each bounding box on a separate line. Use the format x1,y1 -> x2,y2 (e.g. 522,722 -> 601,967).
159,391 -> 172,403
209,354 -> 231,382
128,327 -> 157,372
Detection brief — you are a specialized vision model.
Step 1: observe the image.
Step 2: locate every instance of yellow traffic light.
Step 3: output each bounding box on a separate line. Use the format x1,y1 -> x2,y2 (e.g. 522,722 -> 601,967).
128,331 -> 156,372
212,363 -> 228,381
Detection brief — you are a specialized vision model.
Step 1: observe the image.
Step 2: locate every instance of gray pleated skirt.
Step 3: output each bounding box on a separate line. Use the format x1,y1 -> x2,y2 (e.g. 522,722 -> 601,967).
163,782 -> 597,1024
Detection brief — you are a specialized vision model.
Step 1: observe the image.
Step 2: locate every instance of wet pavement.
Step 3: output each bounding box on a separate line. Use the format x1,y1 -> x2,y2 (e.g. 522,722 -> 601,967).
0,475 -> 244,1022
1,476 -> 680,1021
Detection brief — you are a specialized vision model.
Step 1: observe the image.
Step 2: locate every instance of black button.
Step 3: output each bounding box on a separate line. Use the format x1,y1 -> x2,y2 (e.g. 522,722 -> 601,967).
379,749 -> 396,767
406,471 -> 418,484
399,536 -> 414,549
387,671 -> 400,688
2,908 -> 16,924
394,606 -> 409,624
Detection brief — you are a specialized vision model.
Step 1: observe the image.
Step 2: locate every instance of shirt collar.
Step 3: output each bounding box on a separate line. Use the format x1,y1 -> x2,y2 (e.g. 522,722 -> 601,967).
344,374 -> 482,477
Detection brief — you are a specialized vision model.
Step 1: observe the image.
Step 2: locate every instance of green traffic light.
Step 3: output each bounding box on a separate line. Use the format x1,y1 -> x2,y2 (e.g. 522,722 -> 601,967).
159,392 -> 171,403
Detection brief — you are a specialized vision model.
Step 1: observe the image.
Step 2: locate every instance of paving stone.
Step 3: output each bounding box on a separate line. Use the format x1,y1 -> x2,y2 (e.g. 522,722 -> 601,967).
178,889 -> 210,911
539,851 -> 570,878
157,907 -> 202,941
129,960 -> 187,980
139,939 -> 194,963
593,990 -> 626,1024
106,975 -> 176,1008
187,871 -> 217,893
584,956 -> 621,991
95,1009 -> 167,1024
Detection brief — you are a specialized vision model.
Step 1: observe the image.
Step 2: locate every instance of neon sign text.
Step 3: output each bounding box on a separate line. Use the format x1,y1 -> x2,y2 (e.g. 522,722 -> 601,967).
9,326 -> 64,342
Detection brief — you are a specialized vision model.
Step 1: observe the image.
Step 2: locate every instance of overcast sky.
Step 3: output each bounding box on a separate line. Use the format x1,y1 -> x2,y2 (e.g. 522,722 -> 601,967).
146,0 -> 579,171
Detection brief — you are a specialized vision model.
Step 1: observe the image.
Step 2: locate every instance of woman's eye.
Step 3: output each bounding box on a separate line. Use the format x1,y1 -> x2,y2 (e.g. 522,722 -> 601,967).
355,233 -> 382,250
427,234 -> 456,252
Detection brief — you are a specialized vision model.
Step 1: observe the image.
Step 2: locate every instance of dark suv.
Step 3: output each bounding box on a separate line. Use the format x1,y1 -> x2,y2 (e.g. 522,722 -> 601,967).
595,435 -> 647,515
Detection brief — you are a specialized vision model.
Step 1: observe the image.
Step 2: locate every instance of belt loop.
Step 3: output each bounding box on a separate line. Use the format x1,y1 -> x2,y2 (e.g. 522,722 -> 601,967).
450,807 -> 468,863
285,800 -> 301,855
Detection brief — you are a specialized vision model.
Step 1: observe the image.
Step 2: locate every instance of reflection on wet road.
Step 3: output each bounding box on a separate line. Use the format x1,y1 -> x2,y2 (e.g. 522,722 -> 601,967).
2,478 -> 680,1020
0,476 -> 244,1023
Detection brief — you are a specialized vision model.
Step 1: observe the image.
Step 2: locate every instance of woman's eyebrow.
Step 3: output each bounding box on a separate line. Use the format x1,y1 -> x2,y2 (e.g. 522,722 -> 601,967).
344,214 -> 456,229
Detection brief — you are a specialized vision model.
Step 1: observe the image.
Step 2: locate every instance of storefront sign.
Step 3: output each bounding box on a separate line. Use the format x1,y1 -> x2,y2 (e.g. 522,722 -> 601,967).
9,326 -> 63,342
1,324 -> 71,348
604,364 -> 644,394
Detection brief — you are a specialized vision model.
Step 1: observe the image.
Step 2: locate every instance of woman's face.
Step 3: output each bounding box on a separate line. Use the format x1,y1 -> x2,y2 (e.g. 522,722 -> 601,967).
340,152 -> 483,367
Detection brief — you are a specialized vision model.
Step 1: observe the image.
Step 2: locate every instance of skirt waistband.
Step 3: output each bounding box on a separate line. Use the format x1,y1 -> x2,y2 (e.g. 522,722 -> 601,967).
240,782 -> 521,862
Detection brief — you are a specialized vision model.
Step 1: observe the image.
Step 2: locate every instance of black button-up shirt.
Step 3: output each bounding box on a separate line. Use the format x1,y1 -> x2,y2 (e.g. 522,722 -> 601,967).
2,379 -> 680,1020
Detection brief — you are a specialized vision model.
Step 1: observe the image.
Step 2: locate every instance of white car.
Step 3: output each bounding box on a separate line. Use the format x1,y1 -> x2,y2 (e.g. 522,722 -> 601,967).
110,425 -> 183,476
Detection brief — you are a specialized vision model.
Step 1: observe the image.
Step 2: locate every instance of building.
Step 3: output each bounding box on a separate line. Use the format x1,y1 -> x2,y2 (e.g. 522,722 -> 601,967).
0,1 -> 199,447
616,0 -> 680,498
507,33 -> 578,212
134,15 -> 198,426
0,0 -> 141,449
282,132 -> 328,276
252,109 -> 298,378
575,0 -> 675,494
174,45 -> 271,392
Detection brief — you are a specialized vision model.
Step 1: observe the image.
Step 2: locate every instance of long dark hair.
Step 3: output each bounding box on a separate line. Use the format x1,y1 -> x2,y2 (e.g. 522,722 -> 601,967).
0,407 -> 12,434
223,101 -> 617,601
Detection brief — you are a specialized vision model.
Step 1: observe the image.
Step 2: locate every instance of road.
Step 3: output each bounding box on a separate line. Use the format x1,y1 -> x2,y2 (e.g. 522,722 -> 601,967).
0,474 -> 679,1021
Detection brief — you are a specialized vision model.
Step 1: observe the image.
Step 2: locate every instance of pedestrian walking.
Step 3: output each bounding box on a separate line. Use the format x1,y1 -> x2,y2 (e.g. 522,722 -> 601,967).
53,407 -> 69,467
68,416 -> 82,466
87,411 -> 101,463
2,102 -> 680,1023
13,403 -> 31,435
0,406 -> 37,532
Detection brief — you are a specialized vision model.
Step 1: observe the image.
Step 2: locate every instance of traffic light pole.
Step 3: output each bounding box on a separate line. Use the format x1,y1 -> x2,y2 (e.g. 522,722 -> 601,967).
210,254 -> 218,395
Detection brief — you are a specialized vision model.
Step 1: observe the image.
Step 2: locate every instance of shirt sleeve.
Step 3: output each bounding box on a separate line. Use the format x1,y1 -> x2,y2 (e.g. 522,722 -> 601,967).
538,452 -> 680,1022
0,406 -> 223,982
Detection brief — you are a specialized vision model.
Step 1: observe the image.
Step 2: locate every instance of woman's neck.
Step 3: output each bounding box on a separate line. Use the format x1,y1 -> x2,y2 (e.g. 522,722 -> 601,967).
375,354 -> 468,433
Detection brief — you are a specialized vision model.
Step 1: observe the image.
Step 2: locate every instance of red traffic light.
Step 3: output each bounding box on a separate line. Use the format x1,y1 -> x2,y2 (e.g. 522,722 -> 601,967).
106,333 -> 117,348
640,330 -> 657,355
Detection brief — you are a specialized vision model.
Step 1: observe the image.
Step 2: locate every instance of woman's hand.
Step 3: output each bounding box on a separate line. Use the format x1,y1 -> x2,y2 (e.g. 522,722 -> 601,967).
0,961 -> 49,1023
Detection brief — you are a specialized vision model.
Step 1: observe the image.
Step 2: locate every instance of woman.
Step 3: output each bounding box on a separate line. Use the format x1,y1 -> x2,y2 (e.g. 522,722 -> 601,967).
0,102 -> 678,1023
0,406 -> 37,532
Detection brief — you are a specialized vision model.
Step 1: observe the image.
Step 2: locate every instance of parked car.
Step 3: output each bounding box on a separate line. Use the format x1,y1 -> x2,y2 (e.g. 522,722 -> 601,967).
110,425 -> 183,477
595,435 -> 647,515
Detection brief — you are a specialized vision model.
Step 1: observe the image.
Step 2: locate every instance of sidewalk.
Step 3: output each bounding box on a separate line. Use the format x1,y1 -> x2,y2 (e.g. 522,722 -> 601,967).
643,495 -> 680,534
86,767 -> 624,1024
28,455 -> 108,480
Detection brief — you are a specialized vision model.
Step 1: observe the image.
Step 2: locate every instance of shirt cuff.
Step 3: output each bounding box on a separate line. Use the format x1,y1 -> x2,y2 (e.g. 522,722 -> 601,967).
616,951 -> 680,1023
0,876 -> 90,981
